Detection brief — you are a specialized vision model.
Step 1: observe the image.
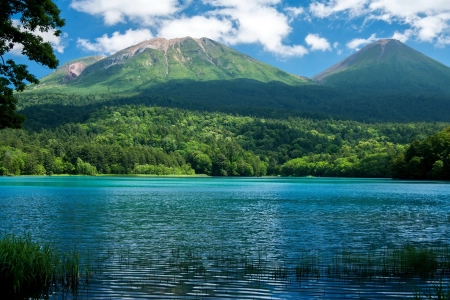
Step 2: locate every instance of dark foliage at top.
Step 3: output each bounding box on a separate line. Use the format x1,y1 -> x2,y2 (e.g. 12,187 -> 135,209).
0,0 -> 64,129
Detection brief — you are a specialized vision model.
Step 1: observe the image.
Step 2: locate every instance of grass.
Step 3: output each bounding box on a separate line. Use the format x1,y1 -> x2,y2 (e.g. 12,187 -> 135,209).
87,245 -> 450,298
155,245 -> 450,283
294,245 -> 450,280
2,236 -> 450,298
0,234 -> 84,296
414,280 -> 450,300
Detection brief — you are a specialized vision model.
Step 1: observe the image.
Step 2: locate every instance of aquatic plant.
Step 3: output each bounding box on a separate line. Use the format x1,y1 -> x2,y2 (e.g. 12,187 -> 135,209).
393,245 -> 438,278
414,279 -> 450,300
295,254 -> 320,279
0,234 -> 55,294
0,234 -> 85,295
60,249 -> 80,288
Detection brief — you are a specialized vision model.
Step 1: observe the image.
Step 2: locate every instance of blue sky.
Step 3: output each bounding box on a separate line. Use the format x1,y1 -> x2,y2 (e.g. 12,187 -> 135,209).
9,0 -> 450,79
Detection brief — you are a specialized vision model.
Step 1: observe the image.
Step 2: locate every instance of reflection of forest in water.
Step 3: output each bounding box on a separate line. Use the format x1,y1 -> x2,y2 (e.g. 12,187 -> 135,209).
1,177 -> 449,298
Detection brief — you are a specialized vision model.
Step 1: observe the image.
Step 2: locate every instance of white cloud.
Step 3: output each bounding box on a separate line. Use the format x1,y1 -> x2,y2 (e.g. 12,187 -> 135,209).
346,33 -> 377,49
77,28 -> 153,55
9,19 -> 68,55
204,0 -> 308,57
158,16 -> 233,41
285,6 -> 304,19
310,0 -> 368,18
309,0 -> 450,45
40,31 -> 68,54
437,35 -> 450,47
72,0 -> 308,57
391,29 -> 414,42
305,33 -> 331,51
414,13 -> 450,42
70,0 -> 183,25
368,1 -> 450,17
272,44 -> 309,56
70,0 -> 450,58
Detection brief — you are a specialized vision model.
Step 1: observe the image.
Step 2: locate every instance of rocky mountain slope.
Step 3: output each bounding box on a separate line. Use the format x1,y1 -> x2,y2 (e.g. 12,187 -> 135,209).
30,37 -> 310,94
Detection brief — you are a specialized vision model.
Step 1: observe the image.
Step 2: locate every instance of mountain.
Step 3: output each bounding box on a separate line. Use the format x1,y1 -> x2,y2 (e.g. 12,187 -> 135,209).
19,37 -> 450,123
36,56 -> 105,87
29,37 -> 310,94
313,39 -> 450,95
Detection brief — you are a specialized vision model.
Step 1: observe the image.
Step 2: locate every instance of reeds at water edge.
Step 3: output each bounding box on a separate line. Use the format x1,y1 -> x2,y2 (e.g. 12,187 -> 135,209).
2,233 -> 450,298
0,233 -> 85,296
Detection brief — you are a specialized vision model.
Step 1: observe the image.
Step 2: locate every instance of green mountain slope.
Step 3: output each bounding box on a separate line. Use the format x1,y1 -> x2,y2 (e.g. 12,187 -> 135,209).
30,37 -> 310,94
28,56 -> 104,89
19,37 -> 450,123
313,39 -> 450,95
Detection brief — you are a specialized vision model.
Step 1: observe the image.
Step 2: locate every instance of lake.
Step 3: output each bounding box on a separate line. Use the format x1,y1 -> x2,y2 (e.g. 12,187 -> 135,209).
1,176 -> 449,299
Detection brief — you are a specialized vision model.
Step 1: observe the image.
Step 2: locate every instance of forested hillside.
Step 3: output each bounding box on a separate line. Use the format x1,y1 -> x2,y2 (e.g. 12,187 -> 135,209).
314,39 -> 450,96
21,38 -> 450,123
0,105 -> 446,177
3,38 -> 450,178
17,87 -> 450,125
392,127 -> 450,180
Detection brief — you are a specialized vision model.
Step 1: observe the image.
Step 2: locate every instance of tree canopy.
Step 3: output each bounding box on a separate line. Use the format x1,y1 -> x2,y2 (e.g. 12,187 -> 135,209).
392,127 -> 450,180
1,102 -> 447,177
0,0 -> 64,129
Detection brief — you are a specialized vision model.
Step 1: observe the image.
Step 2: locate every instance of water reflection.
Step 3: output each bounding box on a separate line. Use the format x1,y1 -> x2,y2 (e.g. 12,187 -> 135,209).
0,177 -> 449,298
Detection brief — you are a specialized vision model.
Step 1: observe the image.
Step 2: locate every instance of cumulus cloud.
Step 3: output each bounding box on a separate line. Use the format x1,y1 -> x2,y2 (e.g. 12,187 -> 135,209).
9,20 -> 68,55
309,0 -> 450,45
71,0 -> 308,57
305,33 -> 331,51
70,0 -> 182,25
77,28 -> 153,55
206,0 -> 309,56
414,13 -> 450,42
285,6 -> 304,19
391,29 -> 413,42
158,16 -> 233,41
437,35 -> 450,47
346,33 -> 377,50
70,0 -> 450,58
310,0 -> 368,18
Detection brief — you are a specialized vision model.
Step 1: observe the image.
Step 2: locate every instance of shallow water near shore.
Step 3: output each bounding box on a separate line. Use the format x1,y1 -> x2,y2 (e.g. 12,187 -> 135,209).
1,176 -> 449,298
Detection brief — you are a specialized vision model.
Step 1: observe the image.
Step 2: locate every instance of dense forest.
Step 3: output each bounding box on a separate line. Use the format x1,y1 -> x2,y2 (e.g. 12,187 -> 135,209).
4,36 -> 448,179
19,80 -> 450,124
392,127 -> 450,180
0,101 -> 447,177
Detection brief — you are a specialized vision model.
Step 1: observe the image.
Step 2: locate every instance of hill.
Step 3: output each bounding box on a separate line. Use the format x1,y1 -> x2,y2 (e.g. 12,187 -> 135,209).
29,37 -> 310,94
313,39 -> 450,95
5,38 -> 450,178
18,38 -> 450,123
1,104 -> 447,177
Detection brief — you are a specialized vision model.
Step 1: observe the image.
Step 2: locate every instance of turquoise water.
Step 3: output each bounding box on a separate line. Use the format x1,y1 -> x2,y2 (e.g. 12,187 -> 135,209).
0,177 -> 449,298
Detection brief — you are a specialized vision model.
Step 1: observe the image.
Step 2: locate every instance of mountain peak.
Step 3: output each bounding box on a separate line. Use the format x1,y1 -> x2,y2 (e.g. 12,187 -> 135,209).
373,38 -> 398,45
312,38 -> 450,95
313,39 -> 403,83
117,37 -> 211,57
366,39 -> 402,54
33,37 -> 308,93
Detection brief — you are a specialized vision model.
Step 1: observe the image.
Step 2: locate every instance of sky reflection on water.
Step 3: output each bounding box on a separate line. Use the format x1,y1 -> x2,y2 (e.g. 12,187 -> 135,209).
0,177 -> 449,298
